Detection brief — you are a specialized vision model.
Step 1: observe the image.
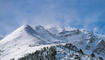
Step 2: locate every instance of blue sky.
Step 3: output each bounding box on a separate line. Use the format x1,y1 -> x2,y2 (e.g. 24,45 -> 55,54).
0,0 -> 105,35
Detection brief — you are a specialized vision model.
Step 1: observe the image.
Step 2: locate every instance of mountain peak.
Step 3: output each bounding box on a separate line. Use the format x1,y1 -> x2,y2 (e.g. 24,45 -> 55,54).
13,24 -> 34,33
97,40 -> 105,47
0,24 -> 36,43
18,24 -> 31,30
35,25 -> 44,30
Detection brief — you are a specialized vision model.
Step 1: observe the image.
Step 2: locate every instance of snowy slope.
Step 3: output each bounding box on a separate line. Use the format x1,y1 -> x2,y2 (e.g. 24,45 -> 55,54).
34,25 -> 63,43
0,25 -> 105,60
0,25 -> 52,60
93,40 -> 105,59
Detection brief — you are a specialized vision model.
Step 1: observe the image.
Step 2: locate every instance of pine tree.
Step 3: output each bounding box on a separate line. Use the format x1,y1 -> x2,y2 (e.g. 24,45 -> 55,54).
99,57 -> 103,60
90,53 -> 95,57
79,49 -> 84,54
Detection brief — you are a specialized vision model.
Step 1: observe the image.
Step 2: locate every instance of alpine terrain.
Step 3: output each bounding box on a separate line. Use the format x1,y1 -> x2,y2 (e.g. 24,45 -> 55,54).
0,25 -> 105,60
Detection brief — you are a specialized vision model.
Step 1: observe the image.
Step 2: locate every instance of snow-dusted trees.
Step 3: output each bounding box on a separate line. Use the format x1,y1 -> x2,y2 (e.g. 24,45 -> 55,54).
18,46 -> 56,60
18,43 -> 101,60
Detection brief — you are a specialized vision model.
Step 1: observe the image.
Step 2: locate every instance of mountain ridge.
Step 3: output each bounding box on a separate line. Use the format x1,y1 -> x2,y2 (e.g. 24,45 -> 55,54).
0,24 -> 105,60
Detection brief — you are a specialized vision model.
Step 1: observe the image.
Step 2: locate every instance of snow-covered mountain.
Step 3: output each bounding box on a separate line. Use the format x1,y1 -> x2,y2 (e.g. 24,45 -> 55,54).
0,25 -> 105,60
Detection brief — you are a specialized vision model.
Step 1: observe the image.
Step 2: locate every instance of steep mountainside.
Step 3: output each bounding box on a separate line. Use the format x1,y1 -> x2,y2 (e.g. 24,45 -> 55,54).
0,25 -> 105,60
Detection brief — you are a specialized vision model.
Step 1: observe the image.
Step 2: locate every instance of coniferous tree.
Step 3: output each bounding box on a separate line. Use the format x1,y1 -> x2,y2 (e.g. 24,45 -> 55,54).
90,53 -> 95,57
99,57 -> 103,60
79,49 -> 84,55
